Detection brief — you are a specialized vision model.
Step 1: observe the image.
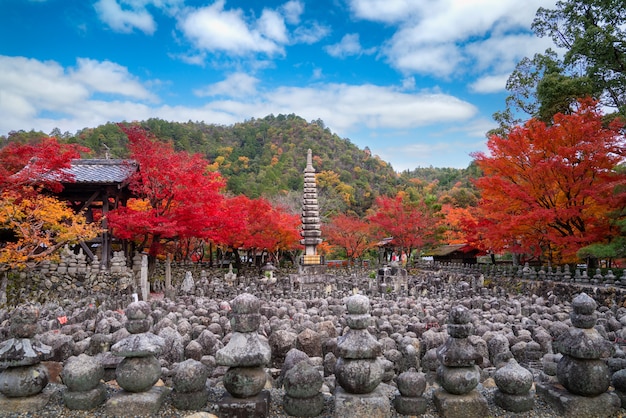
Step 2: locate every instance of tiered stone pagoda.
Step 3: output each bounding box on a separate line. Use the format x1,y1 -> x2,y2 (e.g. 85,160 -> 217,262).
537,292 -> 620,416
334,294 -> 390,418
301,149 -> 323,262
295,149 -> 327,289
216,293 -> 272,417
0,305 -> 53,413
433,305 -> 489,418
106,301 -> 168,416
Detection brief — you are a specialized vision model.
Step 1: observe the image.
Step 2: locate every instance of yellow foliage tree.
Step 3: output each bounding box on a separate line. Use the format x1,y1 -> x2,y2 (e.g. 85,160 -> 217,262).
0,190 -> 101,271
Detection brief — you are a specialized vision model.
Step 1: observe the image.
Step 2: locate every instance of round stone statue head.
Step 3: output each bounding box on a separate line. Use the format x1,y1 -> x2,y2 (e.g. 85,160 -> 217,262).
570,292 -> 597,329
10,304 -> 40,338
345,294 -> 370,315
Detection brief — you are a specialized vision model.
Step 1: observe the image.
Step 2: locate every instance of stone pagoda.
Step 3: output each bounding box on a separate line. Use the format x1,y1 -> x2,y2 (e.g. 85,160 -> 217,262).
294,149 -> 327,289
301,149 -> 323,263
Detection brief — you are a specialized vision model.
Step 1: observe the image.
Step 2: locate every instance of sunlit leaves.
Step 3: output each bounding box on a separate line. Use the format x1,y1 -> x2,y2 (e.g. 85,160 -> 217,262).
323,214 -> 373,260
107,124 -> 226,255
473,99 -> 626,262
0,191 -> 101,270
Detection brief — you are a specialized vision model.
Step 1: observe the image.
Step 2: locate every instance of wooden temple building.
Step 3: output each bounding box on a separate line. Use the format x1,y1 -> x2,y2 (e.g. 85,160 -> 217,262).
53,159 -> 138,267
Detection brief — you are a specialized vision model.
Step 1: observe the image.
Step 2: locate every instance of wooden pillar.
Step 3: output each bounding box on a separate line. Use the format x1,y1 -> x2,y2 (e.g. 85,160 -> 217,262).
101,192 -> 110,268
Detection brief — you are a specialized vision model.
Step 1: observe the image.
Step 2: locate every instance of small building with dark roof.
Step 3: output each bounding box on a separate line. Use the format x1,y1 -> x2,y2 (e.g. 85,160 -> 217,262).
427,243 -> 484,264
51,159 -> 138,267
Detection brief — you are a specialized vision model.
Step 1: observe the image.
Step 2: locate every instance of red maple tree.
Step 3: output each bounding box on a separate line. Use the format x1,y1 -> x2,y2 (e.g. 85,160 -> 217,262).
367,193 -> 436,260
213,195 -> 300,266
323,214 -> 374,261
106,124 -> 225,257
0,137 -> 89,194
472,99 -> 626,263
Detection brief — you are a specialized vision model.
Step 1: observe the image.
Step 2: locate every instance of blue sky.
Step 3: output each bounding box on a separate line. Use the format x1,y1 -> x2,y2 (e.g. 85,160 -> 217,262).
0,0 -> 556,171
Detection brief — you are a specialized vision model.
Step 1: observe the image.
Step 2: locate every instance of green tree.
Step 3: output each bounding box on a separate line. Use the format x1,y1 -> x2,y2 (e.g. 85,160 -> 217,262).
494,0 -> 626,133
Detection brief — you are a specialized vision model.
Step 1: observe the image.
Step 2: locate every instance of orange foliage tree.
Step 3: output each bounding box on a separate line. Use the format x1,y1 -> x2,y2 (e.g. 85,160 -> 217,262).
0,193 -> 100,270
323,214 -> 374,261
367,193 -> 437,260
0,138 -> 98,270
213,195 -> 300,266
472,99 -> 626,263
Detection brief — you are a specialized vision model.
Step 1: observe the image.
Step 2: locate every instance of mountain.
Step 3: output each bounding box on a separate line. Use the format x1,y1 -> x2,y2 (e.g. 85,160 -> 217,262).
3,114 -> 479,217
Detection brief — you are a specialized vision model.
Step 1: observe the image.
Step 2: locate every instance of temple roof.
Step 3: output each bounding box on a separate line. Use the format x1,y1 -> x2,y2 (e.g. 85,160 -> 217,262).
60,159 -> 137,185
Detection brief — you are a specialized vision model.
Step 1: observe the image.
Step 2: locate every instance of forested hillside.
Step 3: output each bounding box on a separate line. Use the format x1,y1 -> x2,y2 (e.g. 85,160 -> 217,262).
2,114 -> 478,216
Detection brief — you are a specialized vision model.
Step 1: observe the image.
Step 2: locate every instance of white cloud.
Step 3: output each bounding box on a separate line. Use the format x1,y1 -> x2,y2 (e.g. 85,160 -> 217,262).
351,0 -> 558,79
94,0 -> 156,34
325,33 -> 375,58
252,84 -> 477,133
349,0 -> 424,24
194,73 -> 259,98
468,74 -> 509,93
257,9 -> 288,44
177,1 -> 285,56
292,22 -> 330,44
0,55 -> 478,147
70,58 -> 157,100
281,0 -> 304,25
0,56 -> 156,135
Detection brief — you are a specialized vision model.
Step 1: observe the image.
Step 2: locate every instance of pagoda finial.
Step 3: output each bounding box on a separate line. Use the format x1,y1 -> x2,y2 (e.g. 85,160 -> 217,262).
305,149 -> 314,173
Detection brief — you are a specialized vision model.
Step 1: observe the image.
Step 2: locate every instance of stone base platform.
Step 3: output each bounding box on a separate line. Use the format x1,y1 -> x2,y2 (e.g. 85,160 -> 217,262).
536,382 -> 621,417
493,389 -> 534,412
217,390 -> 271,418
393,394 -> 427,415
0,385 -> 58,413
334,386 -> 392,418
105,386 -> 170,417
432,388 -> 489,418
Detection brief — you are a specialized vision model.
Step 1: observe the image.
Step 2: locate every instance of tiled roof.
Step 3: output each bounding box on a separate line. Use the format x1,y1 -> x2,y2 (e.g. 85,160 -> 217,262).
428,244 -> 471,256
61,159 -> 137,184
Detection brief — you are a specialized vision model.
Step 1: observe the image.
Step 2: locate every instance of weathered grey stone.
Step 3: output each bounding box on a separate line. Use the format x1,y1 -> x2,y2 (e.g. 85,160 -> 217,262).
173,359 -> 209,393
437,365 -> 480,395
217,390 -> 270,418
283,392 -> 324,417
536,381 -> 620,417
432,388 -> 489,418
0,364 -> 49,397
335,357 -> 384,394
334,385 -> 391,418
556,356 -> 610,396
215,332 -> 271,367
396,368 -> 426,398
223,366 -> 266,398
230,293 -> 261,314
230,313 -> 261,333
172,389 -> 208,410
124,301 -> 151,321
284,361 -> 323,398
111,332 -> 165,357
555,328 -> 614,359
437,337 -> 482,367
115,355 -> 161,393
494,359 -> 533,395
493,390 -> 534,413
337,329 -> 382,359
393,395 -> 427,415
184,340 -> 204,361
61,354 -> 103,391
62,382 -> 107,410
0,384 -> 57,413
105,386 -> 170,417
296,328 -> 322,358
345,295 -> 370,315
269,330 -> 297,368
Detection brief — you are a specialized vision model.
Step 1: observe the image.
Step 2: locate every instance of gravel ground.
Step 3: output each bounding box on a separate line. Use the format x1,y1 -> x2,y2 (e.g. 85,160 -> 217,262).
1,381 -> 623,418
